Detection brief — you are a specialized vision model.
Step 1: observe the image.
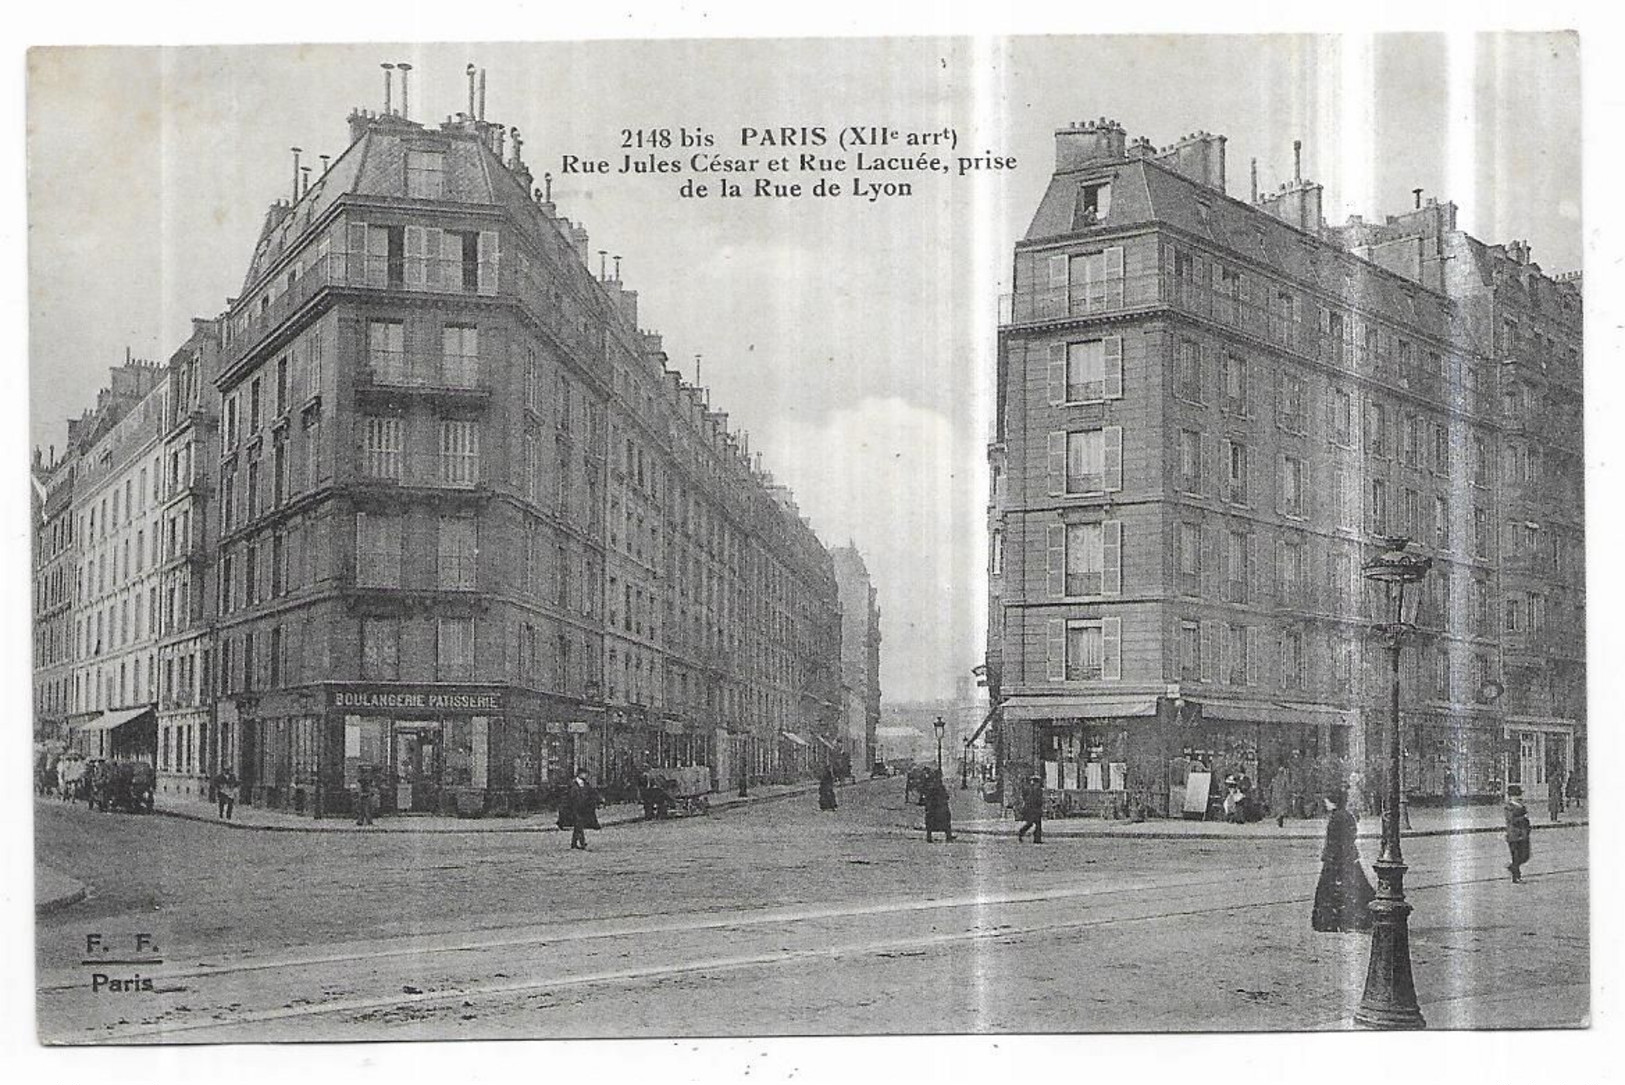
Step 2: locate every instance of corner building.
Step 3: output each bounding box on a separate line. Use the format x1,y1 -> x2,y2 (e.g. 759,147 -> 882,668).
987,120 -> 1584,816
209,93 -> 840,817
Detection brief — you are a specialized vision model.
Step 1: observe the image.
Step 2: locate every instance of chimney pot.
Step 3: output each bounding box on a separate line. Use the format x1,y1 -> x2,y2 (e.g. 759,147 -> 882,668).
381,63 -> 395,115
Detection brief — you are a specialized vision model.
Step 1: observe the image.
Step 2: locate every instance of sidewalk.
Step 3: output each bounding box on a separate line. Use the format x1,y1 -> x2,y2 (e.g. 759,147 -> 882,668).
148,777 -> 853,834
37,865 -> 88,915
915,800 -> 1589,841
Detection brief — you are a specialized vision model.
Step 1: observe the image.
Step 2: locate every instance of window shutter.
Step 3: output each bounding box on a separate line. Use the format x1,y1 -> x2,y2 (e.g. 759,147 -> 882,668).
1048,254 -> 1068,288
1201,523 -> 1218,601
1248,626 -> 1263,687
477,230 -> 500,295
1200,620 -> 1216,683
1047,523 -> 1066,597
1103,520 -> 1122,595
1248,532 -> 1260,605
1201,434 -> 1214,498
1048,343 -> 1067,406
1104,426 -> 1123,491
1276,454 -> 1286,515
405,226 -> 427,289
1047,432 -> 1066,496
1103,617 -> 1122,680
1219,439 -> 1233,502
345,222 -> 367,284
1046,619 -> 1066,682
1103,336 -> 1123,399
1105,247 -> 1125,307
1279,633 -> 1290,690
1199,342 -> 1214,404
424,228 -> 445,290
1219,623 -> 1232,685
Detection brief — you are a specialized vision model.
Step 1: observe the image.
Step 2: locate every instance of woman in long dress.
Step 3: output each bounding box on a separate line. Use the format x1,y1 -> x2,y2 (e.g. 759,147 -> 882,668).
1311,787 -> 1375,932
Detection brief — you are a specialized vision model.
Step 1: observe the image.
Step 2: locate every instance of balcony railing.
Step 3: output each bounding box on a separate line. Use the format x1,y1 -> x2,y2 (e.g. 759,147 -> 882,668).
359,452 -> 483,491
358,353 -> 486,394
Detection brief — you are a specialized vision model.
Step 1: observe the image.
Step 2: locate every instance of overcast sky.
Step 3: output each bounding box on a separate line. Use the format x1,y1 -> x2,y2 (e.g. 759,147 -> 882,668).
27,34 -> 1581,703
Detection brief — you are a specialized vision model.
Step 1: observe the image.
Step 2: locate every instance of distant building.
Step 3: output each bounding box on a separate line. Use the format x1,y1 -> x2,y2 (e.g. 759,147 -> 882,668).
986,119 -> 1583,814
831,544 -> 881,772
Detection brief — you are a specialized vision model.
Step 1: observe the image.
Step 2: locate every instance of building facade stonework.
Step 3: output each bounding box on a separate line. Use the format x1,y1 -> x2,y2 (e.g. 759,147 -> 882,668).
986,119 -> 1583,816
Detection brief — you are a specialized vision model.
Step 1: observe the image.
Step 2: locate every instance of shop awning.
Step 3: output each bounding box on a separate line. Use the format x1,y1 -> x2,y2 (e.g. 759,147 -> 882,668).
1000,696 -> 1158,722
1196,700 -> 1357,728
73,705 -> 156,733
780,731 -> 810,747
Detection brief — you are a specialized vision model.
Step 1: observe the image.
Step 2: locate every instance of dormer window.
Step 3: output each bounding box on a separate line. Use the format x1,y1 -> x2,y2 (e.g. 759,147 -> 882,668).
406,149 -> 446,199
1072,181 -> 1111,229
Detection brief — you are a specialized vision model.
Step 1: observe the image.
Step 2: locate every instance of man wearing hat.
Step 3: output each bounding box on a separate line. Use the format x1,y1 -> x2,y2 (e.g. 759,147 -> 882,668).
1017,773 -> 1045,844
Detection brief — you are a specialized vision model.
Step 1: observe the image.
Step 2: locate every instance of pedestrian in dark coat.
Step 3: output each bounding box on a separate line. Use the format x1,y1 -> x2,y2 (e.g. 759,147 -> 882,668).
1016,775 -> 1045,844
1547,767 -> 1566,822
217,769 -> 239,821
560,770 -> 601,850
1311,788 -> 1374,932
923,772 -> 954,842
1505,784 -> 1532,883
818,767 -> 838,811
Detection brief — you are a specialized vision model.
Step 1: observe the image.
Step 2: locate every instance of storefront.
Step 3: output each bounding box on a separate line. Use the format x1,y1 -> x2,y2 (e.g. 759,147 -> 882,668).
70,705 -> 157,763
1504,716 -> 1577,806
230,683 -> 602,818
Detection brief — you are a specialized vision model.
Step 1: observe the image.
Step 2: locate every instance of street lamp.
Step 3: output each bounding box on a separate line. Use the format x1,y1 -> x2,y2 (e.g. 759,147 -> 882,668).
1354,536 -> 1432,1030
933,716 -> 946,777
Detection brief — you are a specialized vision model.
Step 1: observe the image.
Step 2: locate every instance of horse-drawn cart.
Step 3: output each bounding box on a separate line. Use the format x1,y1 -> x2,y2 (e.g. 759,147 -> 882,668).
641,765 -> 712,819
86,760 -> 156,813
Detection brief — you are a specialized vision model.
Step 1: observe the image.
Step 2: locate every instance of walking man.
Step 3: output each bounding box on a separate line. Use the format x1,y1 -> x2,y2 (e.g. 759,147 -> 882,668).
1016,774 -> 1045,844
564,769 -> 600,850
216,768 -> 238,820
923,771 -> 955,842
1505,783 -> 1532,883
1548,765 -> 1566,823
354,765 -> 375,826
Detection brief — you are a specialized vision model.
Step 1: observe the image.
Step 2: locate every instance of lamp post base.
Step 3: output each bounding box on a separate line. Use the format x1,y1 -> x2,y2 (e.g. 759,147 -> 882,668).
1353,856 -> 1426,1030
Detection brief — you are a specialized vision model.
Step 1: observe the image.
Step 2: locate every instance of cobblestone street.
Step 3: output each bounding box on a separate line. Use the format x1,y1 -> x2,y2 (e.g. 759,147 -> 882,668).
37,776 -> 1587,1041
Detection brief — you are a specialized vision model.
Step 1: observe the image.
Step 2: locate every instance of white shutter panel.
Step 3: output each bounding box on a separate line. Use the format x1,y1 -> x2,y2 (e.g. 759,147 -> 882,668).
1248,626 -> 1263,687
1276,455 -> 1287,515
1201,434 -> 1214,498
1048,432 -> 1067,495
344,222 -> 367,284
1103,336 -> 1123,399
1046,619 -> 1066,682
1105,247 -> 1125,307
1219,439 -> 1233,502
1103,520 -> 1122,595
1104,426 -> 1123,492
1048,254 -> 1068,288
1248,532 -> 1260,605
1199,342 -> 1214,404
1219,527 -> 1231,602
477,230 -> 500,295
405,226 -> 427,289
1219,623 -> 1232,685
1202,523 -> 1218,601
1048,343 -> 1067,406
1200,620 -> 1217,683
1103,617 -> 1122,680
425,228 -> 445,290
1047,523 -> 1066,597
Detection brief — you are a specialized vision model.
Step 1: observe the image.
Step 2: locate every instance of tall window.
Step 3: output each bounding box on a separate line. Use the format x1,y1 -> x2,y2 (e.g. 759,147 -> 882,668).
1220,352 -> 1247,414
437,617 -> 475,680
1054,427 -> 1122,494
356,512 -> 402,587
1435,495 -> 1450,547
1047,618 -> 1121,682
1279,536 -> 1306,602
442,325 -> 479,388
361,618 -> 400,679
1368,479 -> 1388,534
1219,267 -> 1243,325
1280,455 -> 1305,517
272,434 -> 288,506
1048,337 -> 1123,403
368,321 -> 407,384
406,150 -> 446,199
1178,429 -> 1201,492
1068,247 -> 1124,311
440,420 -> 480,485
1047,520 -> 1122,597
1180,621 -> 1202,681
1177,522 -> 1201,596
1221,439 -> 1248,504
1176,340 -> 1202,401
1277,371 -> 1307,432
1073,182 -> 1111,226
1330,388 -> 1353,445
304,416 -> 321,490
1225,623 -> 1250,685
364,417 -> 403,479
1279,628 -> 1304,689
1225,530 -> 1249,603
438,516 -> 477,590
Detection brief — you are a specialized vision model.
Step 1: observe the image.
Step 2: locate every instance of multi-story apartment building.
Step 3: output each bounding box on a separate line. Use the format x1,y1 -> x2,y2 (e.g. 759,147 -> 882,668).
986,119 -> 1583,815
831,544 -> 882,773
32,449 -> 77,742
66,359 -> 168,760
195,80 -> 840,816
153,319 -> 223,799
